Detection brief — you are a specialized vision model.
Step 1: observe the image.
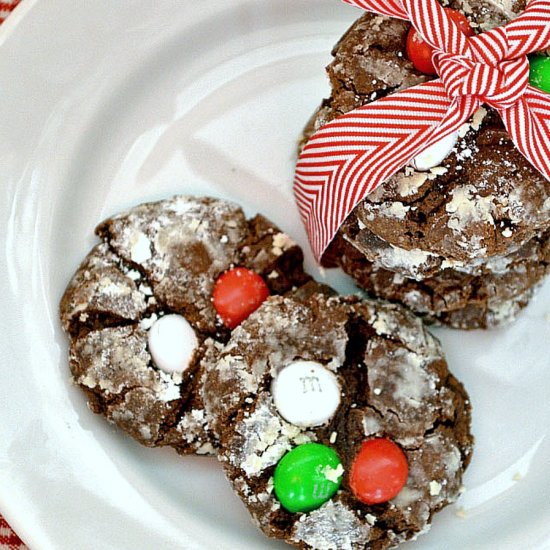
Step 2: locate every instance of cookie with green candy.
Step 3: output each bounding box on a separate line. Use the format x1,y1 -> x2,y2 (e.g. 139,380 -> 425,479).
201,292 -> 473,549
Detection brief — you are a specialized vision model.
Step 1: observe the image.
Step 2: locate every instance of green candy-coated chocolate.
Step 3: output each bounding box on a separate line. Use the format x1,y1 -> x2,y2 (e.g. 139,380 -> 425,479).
273,443 -> 343,513
529,55 -> 550,94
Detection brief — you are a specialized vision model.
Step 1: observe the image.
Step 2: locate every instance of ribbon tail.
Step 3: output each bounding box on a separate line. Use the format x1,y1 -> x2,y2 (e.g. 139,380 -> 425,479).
342,0 -> 408,19
294,81 -> 478,263
501,86 -> 550,182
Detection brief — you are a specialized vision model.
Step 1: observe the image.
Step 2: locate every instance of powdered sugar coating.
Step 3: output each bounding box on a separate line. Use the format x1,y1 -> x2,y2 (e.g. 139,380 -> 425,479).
70,326 -> 184,445
202,295 -> 349,439
59,243 -> 147,334
303,1 -> 549,265
336,228 -> 550,329
60,195 -> 311,453
203,294 -> 472,549
291,501 -> 371,550
231,393 -> 315,477
301,0 -> 549,330
342,220 -> 548,282
97,195 -> 249,333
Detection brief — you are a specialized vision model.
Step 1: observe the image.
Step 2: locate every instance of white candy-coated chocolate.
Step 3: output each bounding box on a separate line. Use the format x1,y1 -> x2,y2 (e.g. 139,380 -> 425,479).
410,132 -> 458,171
271,361 -> 341,428
147,314 -> 198,374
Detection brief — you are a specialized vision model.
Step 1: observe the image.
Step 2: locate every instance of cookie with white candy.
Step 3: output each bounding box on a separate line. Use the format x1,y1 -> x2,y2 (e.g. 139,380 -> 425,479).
59,195 -> 311,454
301,0 -> 550,329
302,0 -> 548,264
202,293 -> 473,549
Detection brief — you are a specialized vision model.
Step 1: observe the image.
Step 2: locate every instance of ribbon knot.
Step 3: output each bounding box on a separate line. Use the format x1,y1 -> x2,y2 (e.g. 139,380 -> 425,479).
437,52 -> 530,109
295,0 -> 550,263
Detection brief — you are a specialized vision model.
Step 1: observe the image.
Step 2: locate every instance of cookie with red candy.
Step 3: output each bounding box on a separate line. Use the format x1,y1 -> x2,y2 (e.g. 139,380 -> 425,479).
301,0 -> 550,329
202,292 -> 473,549
59,195 -> 311,454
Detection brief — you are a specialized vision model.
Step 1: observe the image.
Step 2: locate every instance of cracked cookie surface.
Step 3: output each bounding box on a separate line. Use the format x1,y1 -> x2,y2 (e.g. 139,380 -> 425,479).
202,293 -> 473,549
302,0 -> 547,263
331,225 -> 550,329
60,195 -> 310,454
301,0 -> 550,328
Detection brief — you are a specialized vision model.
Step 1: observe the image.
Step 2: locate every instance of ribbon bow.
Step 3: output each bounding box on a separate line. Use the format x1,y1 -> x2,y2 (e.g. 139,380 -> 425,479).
294,0 -> 550,263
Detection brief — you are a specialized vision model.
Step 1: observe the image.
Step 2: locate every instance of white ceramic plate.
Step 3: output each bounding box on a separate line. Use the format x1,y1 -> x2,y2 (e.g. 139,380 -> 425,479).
1,2 -> 549,549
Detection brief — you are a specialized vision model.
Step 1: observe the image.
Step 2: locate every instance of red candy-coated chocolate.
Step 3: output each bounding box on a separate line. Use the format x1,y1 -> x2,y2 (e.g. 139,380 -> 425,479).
212,267 -> 270,329
406,8 -> 474,75
406,28 -> 437,75
445,9 -> 474,36
349,438 -> 409,505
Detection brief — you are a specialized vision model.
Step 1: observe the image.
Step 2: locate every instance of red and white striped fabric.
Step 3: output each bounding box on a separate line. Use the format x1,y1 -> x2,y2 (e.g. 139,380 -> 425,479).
0,0 -> 20,24
0,516 -> 27,550
294,0 -> 550,263
1,2 -> 27,546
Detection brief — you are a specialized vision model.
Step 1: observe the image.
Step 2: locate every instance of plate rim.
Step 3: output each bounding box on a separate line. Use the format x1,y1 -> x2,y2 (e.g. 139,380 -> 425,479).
1,2 -> 550,549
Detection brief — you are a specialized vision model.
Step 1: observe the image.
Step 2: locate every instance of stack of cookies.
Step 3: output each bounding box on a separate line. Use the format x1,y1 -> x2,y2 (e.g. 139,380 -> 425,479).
60,195 -> 474,549
301,0 -> 550,329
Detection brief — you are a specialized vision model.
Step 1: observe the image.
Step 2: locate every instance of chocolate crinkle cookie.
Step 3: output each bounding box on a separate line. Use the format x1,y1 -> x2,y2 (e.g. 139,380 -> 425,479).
202,292 -> 473,549
59,195 -> 311,454
301,0 -> 550,329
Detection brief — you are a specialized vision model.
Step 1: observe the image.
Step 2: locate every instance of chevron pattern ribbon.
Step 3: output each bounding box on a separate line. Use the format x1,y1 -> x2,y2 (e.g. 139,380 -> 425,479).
294,0 -> 550,263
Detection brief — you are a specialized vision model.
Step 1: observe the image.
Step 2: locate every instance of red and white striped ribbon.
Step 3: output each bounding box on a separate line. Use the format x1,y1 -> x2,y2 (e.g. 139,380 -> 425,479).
294,0 -> 550,263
